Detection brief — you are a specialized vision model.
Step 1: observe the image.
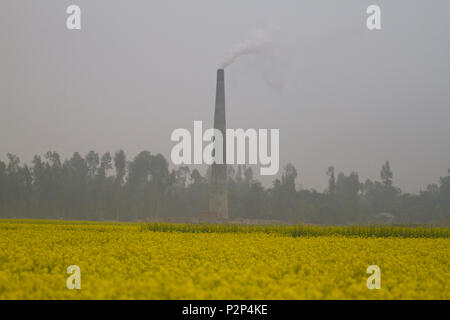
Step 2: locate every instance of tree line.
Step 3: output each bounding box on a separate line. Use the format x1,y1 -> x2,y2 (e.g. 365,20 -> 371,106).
0,150 -> 449,225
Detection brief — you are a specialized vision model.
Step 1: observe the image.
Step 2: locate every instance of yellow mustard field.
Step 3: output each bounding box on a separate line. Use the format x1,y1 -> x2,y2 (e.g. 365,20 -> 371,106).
0,220 -> 448,299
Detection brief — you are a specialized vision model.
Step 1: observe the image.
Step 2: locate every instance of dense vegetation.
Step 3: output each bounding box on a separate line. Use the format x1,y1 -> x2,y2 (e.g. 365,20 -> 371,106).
1,220 -> 448,299
141,222 -> 450,238
0,150 -> 449,224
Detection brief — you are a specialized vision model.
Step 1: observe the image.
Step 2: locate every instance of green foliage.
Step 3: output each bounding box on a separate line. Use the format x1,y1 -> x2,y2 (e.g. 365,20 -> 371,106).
141,222 -> 450,238
0,151 -> 449,225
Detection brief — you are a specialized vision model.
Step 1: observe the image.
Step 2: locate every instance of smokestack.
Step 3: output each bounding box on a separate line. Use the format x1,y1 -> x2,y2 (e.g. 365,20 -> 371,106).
209,69 -> 228,219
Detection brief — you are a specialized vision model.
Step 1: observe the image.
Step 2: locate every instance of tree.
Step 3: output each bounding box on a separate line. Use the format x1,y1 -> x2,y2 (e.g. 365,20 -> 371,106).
149,153 -> 169,188
439,168 -> 450,193
7,153 -> 20,174
381,161 -> 393,188
336,172 -> 360,199
243,165 -> 254,185
191,169 -> 204,185
127,151 -> 152,189
281,163 -> 297,194
326,166 -> 336,195
114,150 -> 126,185
112,150 -> 127,220
85,151 -> 99,179
98,152 -> 112,179
0,149 -> 448,225
173,166 -> 190,187
64,152 -> 89,218
439,168 -> 450,206
4,154 -> 32,218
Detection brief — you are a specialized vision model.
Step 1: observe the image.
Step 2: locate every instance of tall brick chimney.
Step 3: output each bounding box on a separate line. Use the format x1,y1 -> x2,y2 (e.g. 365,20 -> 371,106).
209,69 -> 228,219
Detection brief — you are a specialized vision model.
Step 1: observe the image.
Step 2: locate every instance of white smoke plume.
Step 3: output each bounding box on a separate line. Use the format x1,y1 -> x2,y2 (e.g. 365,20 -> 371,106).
220,25 -> 278,68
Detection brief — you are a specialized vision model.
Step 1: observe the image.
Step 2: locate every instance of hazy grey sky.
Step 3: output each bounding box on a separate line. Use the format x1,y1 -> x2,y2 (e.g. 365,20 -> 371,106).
1,0 -> 449,193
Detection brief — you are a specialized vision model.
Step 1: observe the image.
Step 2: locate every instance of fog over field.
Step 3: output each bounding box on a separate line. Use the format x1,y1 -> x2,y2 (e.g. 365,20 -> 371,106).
1,0 -> 450,193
